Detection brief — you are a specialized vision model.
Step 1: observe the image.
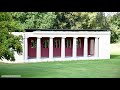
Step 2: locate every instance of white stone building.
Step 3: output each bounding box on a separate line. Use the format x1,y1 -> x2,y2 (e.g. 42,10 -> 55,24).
1,29 -> 111,63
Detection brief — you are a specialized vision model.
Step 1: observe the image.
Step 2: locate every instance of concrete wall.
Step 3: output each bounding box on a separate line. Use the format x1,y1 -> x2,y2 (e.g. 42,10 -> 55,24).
99,34 -> 110,59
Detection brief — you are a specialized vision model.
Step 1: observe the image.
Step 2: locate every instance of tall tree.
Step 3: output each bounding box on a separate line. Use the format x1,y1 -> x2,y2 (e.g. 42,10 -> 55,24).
11,12 -> 56,29
0,12 -> 22,61
107,12 -> 120,43
52,12 -> 108,29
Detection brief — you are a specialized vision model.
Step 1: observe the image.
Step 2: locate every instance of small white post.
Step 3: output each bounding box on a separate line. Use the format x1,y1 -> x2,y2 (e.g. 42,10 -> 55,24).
24,37 -> 28,62
84,37 -> 88,57
37,37 -> 41,61
61,37 -> 66,59
49,37 -> 53,59
95,37 -> 99,57
73,37 -> 77,59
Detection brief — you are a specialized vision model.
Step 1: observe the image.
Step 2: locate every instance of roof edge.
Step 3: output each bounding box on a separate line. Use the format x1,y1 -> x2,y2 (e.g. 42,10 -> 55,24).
25,29 -> 109,32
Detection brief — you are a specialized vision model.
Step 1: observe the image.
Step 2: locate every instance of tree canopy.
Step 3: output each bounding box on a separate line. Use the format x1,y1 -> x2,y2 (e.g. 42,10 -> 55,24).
0,12 -> 22,61
52,12 -> 108,29
11,12 -> 56,29
107,12 -> 120,43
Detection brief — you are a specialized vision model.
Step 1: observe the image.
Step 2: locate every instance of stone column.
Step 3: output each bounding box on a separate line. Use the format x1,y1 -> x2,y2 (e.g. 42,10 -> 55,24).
49,37 -> 54,59
37,37 -> 41,60
61,37 -> 66,59
24,37 -> 28,61
95,37 -> 99,57
84,37 -> 88,57
73,37 -> 77,58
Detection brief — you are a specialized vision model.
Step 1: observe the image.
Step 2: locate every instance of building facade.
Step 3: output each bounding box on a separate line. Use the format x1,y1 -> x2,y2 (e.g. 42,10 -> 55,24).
3,29 -> 111,63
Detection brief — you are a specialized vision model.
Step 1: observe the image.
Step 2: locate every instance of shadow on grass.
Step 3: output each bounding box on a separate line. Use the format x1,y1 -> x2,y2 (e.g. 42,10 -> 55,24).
110,55 -> 120,59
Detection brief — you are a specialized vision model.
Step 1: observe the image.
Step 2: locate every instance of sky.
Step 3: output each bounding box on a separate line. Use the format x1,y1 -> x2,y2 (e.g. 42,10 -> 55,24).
104,12 -> 118,16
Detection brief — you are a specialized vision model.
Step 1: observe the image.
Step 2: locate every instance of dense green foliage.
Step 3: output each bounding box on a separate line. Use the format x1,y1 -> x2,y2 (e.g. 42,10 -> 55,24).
52,12 -> 108,29
11,12 -> 56,29
11,12 -> 109,30
107,13 -> 120,43
0,12 -> 22,61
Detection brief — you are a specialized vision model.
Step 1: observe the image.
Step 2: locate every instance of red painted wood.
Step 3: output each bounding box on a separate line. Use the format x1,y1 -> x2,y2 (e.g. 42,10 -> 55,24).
28,37 -> 37,58
88,37 -> 95,56
65,37 -> 73,57
53,38 -> 61,57
41,38 -> 49,57
77,37 -> 84,56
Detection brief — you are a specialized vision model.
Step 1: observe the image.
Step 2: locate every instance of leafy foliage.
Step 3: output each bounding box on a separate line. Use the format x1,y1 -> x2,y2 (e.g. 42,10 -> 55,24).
0,12 -> 22,61
52,12 -> 108,29
107,13 -> 120,43
11,12 -> 56,29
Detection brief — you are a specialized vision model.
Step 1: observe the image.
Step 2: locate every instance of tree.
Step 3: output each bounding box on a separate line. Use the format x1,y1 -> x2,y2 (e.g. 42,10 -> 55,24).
107,12 -> 120,43
11,12 -> 56,29
0,12 -> 22,61
52,12 -> 108,29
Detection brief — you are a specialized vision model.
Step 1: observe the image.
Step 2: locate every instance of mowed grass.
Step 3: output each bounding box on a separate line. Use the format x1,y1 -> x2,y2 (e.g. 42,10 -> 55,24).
0,43 -> 120,78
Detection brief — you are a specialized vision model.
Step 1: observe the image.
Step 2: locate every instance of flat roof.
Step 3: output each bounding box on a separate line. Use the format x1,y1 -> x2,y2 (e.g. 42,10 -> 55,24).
25,29 -> 109,32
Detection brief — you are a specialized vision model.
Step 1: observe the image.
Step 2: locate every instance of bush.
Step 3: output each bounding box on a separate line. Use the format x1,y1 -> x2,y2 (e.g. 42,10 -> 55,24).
110,29 -> 120,43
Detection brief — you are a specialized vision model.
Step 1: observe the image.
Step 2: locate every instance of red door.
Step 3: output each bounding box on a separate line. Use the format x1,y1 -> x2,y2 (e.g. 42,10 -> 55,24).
53,38 -> 61,57
41,38 -> 49,57
28,37 -> 37,58
77,37 -> 84,56
65,37 -> 73,57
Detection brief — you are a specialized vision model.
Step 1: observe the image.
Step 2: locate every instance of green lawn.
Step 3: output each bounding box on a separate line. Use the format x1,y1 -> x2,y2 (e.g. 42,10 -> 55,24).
0,43 -> 120,78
